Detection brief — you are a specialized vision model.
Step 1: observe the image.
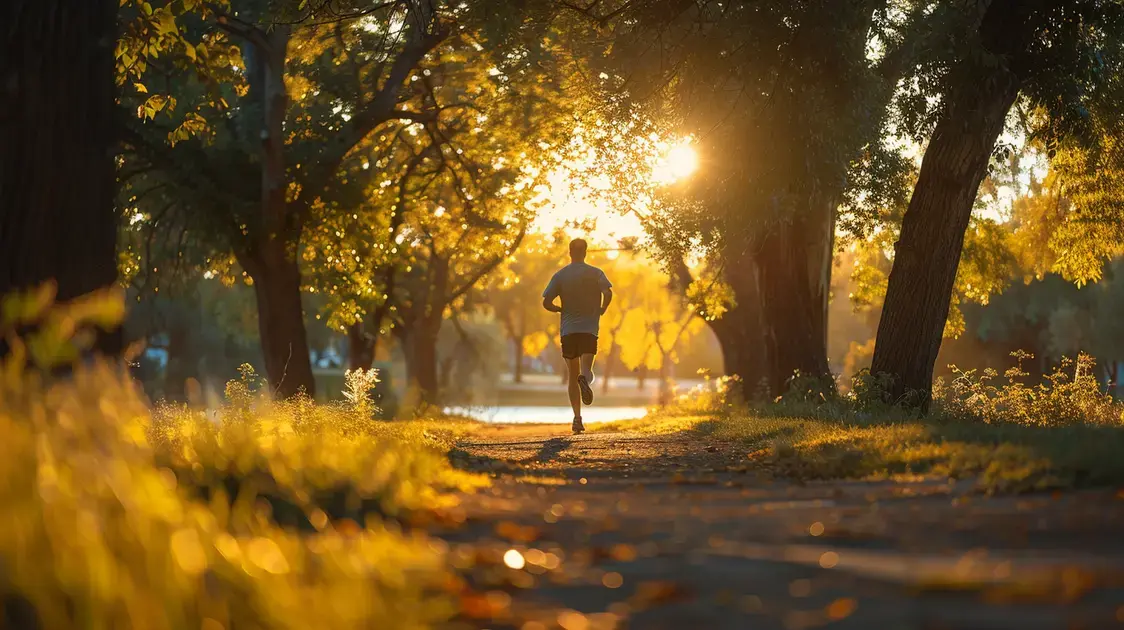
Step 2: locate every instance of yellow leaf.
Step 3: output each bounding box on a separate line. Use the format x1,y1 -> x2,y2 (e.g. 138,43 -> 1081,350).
134,82 -> 148,93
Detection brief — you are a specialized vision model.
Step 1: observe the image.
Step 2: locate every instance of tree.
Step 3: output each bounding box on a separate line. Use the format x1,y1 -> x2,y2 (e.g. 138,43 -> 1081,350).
559,0 -> 917,398
871,0 -> 1124,406
118,0 -> 450,397
616,264 -> 703,405
485,232 -> 564,383
299,29 -> 574,402
1,0 -> 121,357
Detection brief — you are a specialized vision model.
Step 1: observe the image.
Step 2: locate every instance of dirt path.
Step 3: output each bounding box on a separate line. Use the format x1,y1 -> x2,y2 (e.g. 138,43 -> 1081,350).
436,425 -> 1124,630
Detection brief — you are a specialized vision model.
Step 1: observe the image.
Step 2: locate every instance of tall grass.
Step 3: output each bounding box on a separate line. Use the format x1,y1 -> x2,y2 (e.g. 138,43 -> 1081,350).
0,286 -> 484,629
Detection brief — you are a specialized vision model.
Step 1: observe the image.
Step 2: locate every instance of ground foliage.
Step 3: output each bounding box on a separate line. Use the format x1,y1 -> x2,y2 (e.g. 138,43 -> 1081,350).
0,287 -> 485,629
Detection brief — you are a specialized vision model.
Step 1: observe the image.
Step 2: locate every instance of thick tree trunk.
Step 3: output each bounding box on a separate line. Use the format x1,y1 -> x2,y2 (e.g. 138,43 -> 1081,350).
347,322 -> 375,371
670,254 -> 769,400
403,319 -> 441,404
230,26 -> 315,399
871,66 -> 1020,406
755,212 -> 834,397
244,243 -> 316,398
0,0 -> 121,356
714,255 -> 770,399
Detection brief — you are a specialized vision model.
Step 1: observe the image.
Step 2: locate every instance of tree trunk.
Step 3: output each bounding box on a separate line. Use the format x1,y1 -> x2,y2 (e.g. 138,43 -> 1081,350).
347,322 -> 375,371
0,0 -> 121,356
755,213 -> 834,397
164,322 -> 192,401
244,243 -> 316,398
439,351 -> 455,391
715,255 -> 770,399
670,254 -> 769,400
637,365 -> 647,391
512,334 -> 525,383
657,356 -> 672,406
601,343 -> 616,394
402,317 -> 441,405
871,62 -> 1020,407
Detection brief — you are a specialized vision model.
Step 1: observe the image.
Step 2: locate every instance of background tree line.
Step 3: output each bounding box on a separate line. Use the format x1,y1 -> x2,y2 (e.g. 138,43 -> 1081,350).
4,0 -> 1123,412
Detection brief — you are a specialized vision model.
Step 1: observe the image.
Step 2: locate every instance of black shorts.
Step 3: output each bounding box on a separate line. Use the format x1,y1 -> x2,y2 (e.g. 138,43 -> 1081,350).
560,333 -> 597,359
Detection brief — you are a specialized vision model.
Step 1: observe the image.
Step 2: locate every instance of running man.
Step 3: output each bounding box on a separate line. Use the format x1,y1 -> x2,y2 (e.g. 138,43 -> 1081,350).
542,238 -> 613,434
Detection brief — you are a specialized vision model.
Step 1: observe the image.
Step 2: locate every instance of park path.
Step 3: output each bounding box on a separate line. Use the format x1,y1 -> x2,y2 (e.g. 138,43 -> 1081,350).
433,424 -> 1124,630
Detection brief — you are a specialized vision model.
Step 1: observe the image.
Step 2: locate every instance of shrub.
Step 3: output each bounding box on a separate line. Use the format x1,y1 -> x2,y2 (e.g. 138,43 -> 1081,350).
933,351 -> 1124,426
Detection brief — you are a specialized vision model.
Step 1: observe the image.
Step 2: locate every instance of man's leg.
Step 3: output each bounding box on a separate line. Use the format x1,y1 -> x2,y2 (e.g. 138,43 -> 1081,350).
566,356 -> 583,425
580,353 -> 596,383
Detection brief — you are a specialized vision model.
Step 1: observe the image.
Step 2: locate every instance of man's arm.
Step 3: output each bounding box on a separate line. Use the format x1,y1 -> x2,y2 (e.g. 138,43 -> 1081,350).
600,287 -> 613,314
542,274 -> 562,312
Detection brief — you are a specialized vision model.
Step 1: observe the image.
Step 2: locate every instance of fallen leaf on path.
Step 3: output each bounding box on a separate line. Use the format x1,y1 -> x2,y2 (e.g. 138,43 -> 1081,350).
826,597 -> 858,620
458,590 -> 510,619
557,610 -> 588,630
610,543 -> 637,562
496,520 -> 541,542
629,580 -> 693,609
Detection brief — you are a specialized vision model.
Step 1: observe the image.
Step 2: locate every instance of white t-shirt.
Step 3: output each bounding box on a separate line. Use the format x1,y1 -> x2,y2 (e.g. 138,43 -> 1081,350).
542,262 -> 612,336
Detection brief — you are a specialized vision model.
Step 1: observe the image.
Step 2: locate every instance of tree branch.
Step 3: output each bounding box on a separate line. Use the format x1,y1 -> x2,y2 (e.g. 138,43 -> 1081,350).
303,14 -> 450,200
447,226 -> 528,304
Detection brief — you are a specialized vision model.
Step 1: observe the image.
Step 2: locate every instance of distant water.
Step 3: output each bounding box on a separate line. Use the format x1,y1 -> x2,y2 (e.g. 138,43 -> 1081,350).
444,405 -> 649,424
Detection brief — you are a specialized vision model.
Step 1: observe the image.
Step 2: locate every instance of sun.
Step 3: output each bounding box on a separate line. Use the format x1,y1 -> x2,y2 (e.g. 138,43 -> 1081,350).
651,140 -> 698,184
531,133 -> 699,243
667,143 -> 699,179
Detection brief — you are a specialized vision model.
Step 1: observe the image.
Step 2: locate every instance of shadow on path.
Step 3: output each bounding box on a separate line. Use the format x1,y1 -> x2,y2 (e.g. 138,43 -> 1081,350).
531,437 -> 571,463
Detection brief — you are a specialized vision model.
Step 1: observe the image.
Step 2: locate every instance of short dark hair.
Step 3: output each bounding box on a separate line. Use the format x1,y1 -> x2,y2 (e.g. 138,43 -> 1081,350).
569,238 -> 588,259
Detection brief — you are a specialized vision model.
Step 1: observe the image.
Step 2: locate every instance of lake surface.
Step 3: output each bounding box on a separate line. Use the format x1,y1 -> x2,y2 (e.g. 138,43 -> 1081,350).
444,405 -> 649,424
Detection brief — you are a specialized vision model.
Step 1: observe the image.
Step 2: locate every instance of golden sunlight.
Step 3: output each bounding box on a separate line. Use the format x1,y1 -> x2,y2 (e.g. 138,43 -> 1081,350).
533,135 -> 698,243
651,139 -> 698,185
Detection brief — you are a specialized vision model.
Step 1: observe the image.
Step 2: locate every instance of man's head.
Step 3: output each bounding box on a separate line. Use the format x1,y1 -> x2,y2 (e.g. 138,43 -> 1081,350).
569,238 -> 588,262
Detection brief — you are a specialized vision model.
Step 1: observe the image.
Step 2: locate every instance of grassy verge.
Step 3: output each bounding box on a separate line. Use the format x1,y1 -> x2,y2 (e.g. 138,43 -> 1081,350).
592,398 -> 1124,493
720,411 -> 1124,492
0,364 -> 486,629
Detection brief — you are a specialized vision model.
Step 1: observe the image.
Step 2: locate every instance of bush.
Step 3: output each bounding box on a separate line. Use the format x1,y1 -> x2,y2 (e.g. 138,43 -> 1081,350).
933,351 -> 1124,426
768,351 -> 1124,428
0,286 -> 484,629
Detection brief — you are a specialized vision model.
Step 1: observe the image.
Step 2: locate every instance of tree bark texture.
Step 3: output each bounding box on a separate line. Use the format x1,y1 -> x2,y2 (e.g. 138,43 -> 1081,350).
871,59 -> 1020,405
1,0 -> 120,355
754,202 -> 835,396
243,241 -> 316,399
